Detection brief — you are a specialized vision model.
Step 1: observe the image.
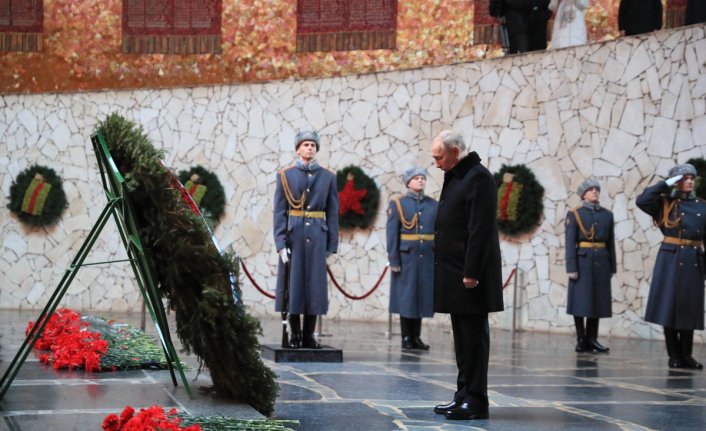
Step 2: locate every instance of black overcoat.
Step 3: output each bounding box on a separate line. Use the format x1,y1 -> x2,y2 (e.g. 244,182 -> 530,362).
686,0 -> 706,25
636,181 -> 706,330
433,152 -> 504,315
618,0 -> 662,36
564,203 -> 616,318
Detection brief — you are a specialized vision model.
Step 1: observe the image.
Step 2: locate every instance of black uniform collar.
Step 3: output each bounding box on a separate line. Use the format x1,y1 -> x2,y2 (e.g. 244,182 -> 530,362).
446,151 -> 481,179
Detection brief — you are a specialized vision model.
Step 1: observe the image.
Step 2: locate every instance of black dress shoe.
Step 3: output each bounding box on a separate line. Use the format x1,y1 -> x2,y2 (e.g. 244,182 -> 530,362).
588,339 -> 609,353
668,358 -> 684,369
433,400 -> 460,415
445,402 -> 489,420
575,338 -> 587,352
402,336 -> 415,350
302,335 -> 322,349
288,335 -> 301,349
413,337 -> 430,350
683,356 -> 704,370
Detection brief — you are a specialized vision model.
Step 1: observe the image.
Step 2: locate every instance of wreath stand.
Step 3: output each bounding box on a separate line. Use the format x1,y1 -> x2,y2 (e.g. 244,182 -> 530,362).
0,130 -> 191,400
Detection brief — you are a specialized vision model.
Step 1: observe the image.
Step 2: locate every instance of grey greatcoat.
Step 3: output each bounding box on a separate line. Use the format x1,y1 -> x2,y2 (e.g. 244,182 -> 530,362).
274,160 -> 339,315
433,152 -> 504,315
565,202 -> 616,318
637,182 -> 706,330
386,192 -> 438,319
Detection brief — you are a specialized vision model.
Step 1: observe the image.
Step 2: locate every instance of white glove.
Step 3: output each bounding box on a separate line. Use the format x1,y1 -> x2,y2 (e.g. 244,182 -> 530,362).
568,272 -> 578,280
390,266 -> 401,273
279,248 -> 290,264
327,251 -> 333,258
666,175 -> 683,187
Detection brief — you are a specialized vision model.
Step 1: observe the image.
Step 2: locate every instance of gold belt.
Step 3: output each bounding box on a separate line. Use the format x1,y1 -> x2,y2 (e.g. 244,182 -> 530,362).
663,236 -> 703,248
400,234 -> 435,241
289,210 -> 326,219
578,242 -> 605,248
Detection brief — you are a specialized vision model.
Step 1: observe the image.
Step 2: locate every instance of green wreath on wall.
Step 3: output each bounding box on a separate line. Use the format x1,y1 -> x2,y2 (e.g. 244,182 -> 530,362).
177,165 -> 226,222
8,164 -> 68,227
493,164 -> 544,237
336,165 -> 380,230
687,157 -> 706,200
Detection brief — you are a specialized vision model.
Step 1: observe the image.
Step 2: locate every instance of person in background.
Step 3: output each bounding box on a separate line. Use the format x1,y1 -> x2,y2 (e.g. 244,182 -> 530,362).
549,0 -> 589,49
528,0 -> 553,51
430,130 -> 504,420
685,0 -> 706,25
386,167 -> 437,350
273,129 -> 339,349
618,0 -> 663,36
636,164 -> 705,370
565,179 -> 615,353
490,0 -> 530,54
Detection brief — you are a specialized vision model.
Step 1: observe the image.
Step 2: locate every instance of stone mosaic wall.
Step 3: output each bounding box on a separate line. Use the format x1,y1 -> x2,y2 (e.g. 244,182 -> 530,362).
1,24 -> 705,341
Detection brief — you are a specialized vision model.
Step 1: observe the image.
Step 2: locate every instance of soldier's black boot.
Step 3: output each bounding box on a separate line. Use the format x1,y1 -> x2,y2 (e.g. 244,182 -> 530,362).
586,318 -> 609,353
679,329 -> 703,370
665,327 -> 683,368
288,314 -> 302,349
412,318 -> 430,350
302,314 -> 321,349
400,317 -> 415,349
574,316 -> 587,352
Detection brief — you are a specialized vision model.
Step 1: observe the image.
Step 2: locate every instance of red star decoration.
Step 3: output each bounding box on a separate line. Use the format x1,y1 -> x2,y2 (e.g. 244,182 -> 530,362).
338,178 -> 367,216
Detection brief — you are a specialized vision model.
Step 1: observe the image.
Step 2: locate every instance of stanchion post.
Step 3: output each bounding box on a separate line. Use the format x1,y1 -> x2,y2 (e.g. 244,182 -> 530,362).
387,312 -> 392,340
512,264 -> 519,333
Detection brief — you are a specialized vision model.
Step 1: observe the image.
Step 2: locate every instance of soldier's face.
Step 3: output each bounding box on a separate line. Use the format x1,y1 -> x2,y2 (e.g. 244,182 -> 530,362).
676,175 -> 695,193
407,175 -> 426,193
583,187 -> 600,203
297,141 -> 318,162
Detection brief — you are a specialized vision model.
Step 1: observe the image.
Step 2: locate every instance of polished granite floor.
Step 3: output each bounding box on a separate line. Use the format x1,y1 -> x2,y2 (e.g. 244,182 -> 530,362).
1,309 -> 705,430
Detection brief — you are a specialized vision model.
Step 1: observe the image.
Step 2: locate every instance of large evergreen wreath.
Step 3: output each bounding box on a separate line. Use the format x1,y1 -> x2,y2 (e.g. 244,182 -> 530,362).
98,113 -> 277,416
687,157 -> 706,200
336,165 -> 380,230
8,164 -> 68,227
493,164 -> 544,237
177,165 -> 226,222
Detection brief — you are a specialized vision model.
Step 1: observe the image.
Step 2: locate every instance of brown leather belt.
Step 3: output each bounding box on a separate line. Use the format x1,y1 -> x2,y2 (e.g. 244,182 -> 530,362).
578,242 -> 606,248
663,236 -> 703,248
400,234 -> 435,241
289,210 -> 326,219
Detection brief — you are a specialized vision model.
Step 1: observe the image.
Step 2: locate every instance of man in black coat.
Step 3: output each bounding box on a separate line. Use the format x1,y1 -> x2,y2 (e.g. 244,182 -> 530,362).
490,0 -> 551,53
686,0 -> 706,25
618,0 -> 662,36
430,130 -> 504,421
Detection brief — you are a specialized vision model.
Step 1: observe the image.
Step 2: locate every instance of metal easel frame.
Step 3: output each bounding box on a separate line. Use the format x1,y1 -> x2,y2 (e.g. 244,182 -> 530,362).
0,130 -> 191,400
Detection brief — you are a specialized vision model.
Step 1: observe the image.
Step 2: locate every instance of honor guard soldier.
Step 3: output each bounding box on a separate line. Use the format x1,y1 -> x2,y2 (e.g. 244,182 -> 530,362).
273,129 -> 339,349
565,179 -> 616,353
386,167 -> 438,350
637,164 -> 705,369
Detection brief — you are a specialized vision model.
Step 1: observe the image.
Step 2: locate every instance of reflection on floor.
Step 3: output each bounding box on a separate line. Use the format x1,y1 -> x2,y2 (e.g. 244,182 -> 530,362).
1,309 -> 705,430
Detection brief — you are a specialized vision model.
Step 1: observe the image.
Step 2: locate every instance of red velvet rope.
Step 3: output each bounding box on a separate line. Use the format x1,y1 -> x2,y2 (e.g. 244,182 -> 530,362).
239,258 -> 276,299
327,264 -> 388,300
503,268 -> 517,290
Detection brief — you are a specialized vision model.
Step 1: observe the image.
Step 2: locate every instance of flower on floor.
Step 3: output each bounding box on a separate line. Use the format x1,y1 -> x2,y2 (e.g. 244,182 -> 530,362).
102,406 -> 298,431
25,308 -> 168,371
26,308 -> 107,372
102,405 -> 202,431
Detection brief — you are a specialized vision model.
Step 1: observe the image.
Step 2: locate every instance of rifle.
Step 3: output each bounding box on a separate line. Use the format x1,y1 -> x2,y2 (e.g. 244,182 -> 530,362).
281,244 -> 290,348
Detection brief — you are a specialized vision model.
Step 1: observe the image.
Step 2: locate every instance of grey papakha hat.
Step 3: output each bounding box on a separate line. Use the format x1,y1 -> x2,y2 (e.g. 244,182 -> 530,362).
668,163 -> 697,178
294,129 -> 320,151
402,167 -> 428,186
578,178 -> 601,199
